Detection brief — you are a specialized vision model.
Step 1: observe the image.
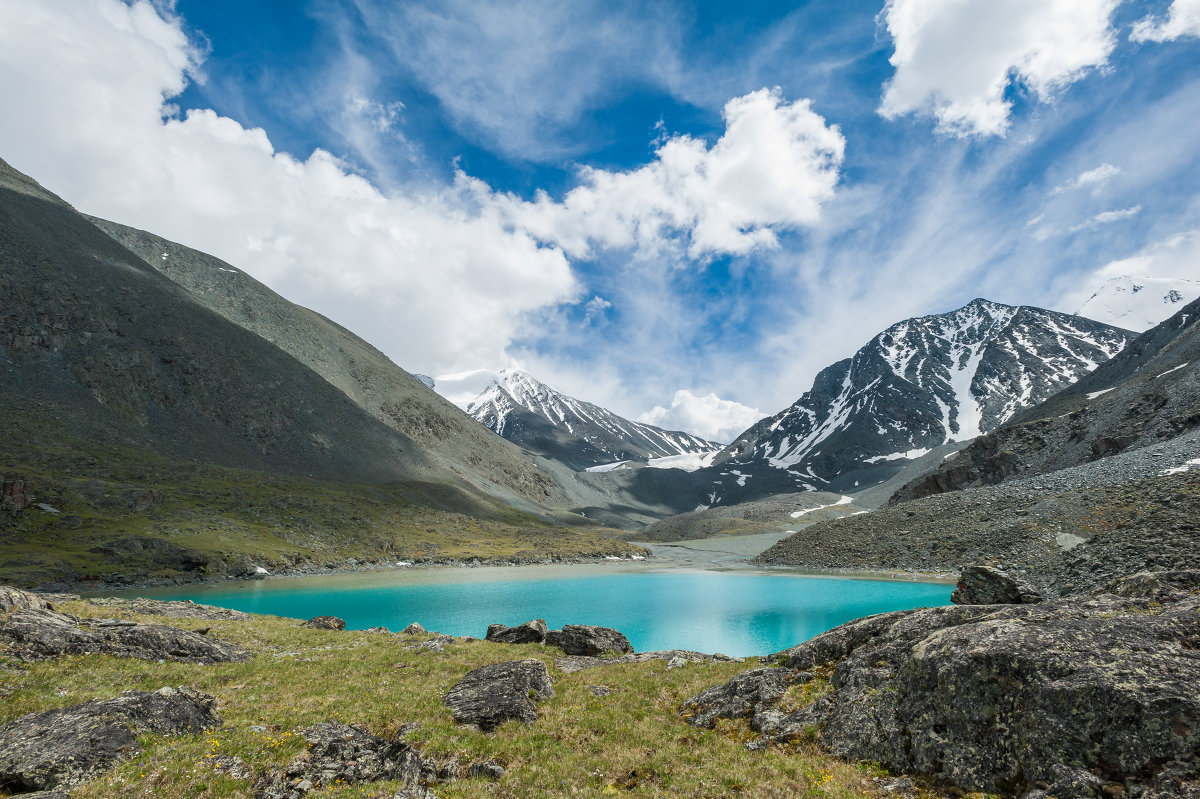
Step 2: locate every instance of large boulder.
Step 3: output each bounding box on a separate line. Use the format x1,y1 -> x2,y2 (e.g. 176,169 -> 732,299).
0,686 -> 219,792
301,616 -> 346,631
0,608 -> 250,663
0,585 -> 51,613
685,572 -> 1200,798
545,624 -> 633,656
442,659 -> 555,731
951,565 -> 1042,605
485,618 -> 548,644
254,722 -> 431,799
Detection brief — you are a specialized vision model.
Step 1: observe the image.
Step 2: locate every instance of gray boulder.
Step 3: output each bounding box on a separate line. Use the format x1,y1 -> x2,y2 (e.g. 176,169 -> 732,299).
0,608 -> 250,663
686,572 -> 1200,797
951,565 -> 1042,604
485,618 -> 548,644
400,622 -> 426,635
545,624 -> 633,656
680,667 -> 797,730
301,615 -> 345,631
442,659 -> 555,731
254,722 -> 431,799
0,585 -> 51,613
0,686 -> 219,792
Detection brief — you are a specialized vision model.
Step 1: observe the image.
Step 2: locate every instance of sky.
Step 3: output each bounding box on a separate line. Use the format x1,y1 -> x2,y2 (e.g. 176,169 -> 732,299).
1,0 -> 1199,443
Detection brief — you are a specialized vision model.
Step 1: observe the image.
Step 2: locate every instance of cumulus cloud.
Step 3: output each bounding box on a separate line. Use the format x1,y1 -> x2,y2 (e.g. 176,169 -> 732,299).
879,0 -> 1120,137
1051,163 -> 1121,195
638,390 -> 763,444
1068,204 -> 1142,232
1132,0 -> 1200,42
501,88 -> 845,260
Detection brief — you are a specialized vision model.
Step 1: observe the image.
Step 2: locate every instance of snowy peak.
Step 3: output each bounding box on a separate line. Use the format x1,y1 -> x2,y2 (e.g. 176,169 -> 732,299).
713,299 -> 1131,500
1074,275 -> 1200,332
466,369 -> 721,470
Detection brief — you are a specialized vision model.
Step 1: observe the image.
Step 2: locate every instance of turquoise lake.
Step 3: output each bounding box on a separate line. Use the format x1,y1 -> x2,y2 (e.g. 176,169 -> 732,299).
130,566 -> 952,657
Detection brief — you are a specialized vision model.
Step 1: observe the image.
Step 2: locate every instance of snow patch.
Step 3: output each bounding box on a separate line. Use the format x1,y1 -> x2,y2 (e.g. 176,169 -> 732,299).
863,447 -> 931,464
646,451 -> 721,471
1086,388 -> 1116,399
1160,458 -> 1200,476
789,495 -> 853,518
585,461 -> 629,473
1153,362 -> 1189,379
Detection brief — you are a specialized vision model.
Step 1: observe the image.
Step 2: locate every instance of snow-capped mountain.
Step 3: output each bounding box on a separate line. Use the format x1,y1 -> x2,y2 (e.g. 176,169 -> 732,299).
707,299 -> 1132,502
1074,275 -> 1200,332
466,369 -> 721,470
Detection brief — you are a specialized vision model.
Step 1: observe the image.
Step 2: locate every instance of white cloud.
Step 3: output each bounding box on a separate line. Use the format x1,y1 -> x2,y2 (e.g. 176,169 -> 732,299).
638,390 -> 763,444
879,0 -> 1120,137
1069,204 -> 1142,232
1051,162 -> 1121,195
1132,0 -> 1200,42
501,88 -> 845,260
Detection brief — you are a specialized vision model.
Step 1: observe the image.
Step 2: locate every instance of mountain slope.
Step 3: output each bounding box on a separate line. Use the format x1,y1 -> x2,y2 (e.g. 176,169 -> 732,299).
1073,274 -> 1200,332
705,299 -> 1131,503
466,369 -> 721,471
88,217 -> 561,507
891,295 -> 1200,502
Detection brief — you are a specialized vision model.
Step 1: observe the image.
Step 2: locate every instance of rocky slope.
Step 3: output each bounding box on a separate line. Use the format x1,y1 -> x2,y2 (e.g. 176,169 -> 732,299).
465,369 -> 720,471
891,295 -> 1200,503
703,299 -> 1130,504
89,217 -> 563,508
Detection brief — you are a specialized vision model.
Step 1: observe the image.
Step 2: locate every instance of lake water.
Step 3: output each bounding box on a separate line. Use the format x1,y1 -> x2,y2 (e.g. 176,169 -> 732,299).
128,565 -> 951,657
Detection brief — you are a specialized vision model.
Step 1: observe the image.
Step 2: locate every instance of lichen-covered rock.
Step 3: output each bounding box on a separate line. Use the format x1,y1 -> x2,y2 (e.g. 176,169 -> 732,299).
485,618 -> 548,644
0,585 -> 51,613
545,624 -> 633,656
679,667 -> 796,729
442,659 -> 554,731
0,686 -> 220,792
555,649 -> 736,673
85,596 -> 251,621
951,565 -> 1042,604
688,572 -> 1200,798
253,722 -> 431,799
301,616 -> 345,631
0,608 -> 251,663
400,622 -> 426,635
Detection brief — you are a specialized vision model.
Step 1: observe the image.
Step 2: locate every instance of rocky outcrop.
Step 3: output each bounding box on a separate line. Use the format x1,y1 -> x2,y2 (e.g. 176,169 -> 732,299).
442,659 -> 555,731
84,596 -> 251,621
0,608 -> 250,663
683,572 -> 1200,798
301,616 -> 345,631
555,650 -> 739,673
950,565 -> 1042,605
485,618 -> 548,644
0,586 -> 51,613
1,476 -> 31,517
254,722 -> 431,799
0,686 -> 219,793
545,625 -> 633,657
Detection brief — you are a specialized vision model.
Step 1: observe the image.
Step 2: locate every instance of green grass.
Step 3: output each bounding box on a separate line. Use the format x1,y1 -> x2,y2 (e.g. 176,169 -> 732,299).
0,599 -> 970,799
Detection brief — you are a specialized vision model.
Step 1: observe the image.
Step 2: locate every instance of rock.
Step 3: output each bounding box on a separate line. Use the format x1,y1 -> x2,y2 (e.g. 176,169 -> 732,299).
680,667 -> 795,730
666,656 -> 687,670
545,624 -> 633,656
211,754 -> 253,781
442,659 -> 555,731
1104,569 -> 1200,600
485,618 -> 548,644
85,596 -> 250,621
689,572 -> 1200,797
555,649 -> 736,673
253,722 -> 431,799
301,616 -> 345,631
951,565 -> 1042,604
404,634 -> 455,653
0,686 -> 220,791
0,585 -> 51,612
467,760 -> 505,780
0,608 -> 251,663
400,622 -> 426,635
88,535 -> 207,572
1,476 -> 31,516
363,626 -> 391,634
588,685 -> 612,697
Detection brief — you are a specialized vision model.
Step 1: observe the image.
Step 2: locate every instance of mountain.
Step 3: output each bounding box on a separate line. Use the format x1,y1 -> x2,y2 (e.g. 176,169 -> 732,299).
1073,275 -> 1200,332
88,217 -> 562,509
704,299 -> 1132,503
891,294 -> 1200,502
464,369 -> 721,471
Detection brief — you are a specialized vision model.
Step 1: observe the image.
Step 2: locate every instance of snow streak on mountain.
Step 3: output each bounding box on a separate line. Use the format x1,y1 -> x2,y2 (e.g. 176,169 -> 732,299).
467,369 -> 721,470
1074,275 -> 1200,332
712,299 -> 1131,499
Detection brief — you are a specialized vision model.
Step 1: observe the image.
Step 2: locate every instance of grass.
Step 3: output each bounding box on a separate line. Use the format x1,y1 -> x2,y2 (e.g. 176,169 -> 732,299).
0,599 -> 978,799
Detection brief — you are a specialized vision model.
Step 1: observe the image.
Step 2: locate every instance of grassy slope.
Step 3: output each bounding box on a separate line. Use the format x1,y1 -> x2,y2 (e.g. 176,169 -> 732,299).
0,599 -> 981,799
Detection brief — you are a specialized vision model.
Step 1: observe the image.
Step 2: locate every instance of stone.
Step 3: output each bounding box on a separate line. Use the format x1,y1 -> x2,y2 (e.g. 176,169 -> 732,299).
211,754 -> 253,781
400,622 -> 426,635
485,618 -> 548,644
253,722 -> 431,799
687,572 -> 1200,798
0,686 -> 220,792
555,649 -> 734,673
1,476 -> 31,515
442,659 -> 555,731
951,565 -> 1042,605
588,685 -> 612,697
363,626 -> 391,634
301,616 -> 345,631
0,585 -> 51,612
85,596 -> 250,621
666,656 -> 687,670
680,667 -> 794,730
404,634 -> 454,653
0,608 -> 251,663
467,760 -> 505,780
545,624 -> 633,656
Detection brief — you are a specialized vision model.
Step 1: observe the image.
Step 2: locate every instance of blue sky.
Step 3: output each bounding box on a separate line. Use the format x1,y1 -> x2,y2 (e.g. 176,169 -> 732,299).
1,0 -> 1199,441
